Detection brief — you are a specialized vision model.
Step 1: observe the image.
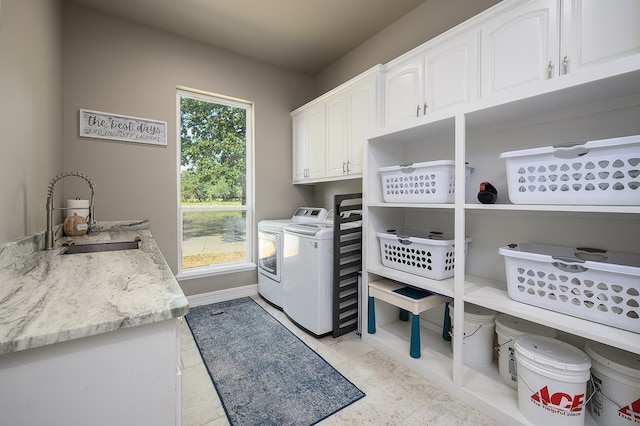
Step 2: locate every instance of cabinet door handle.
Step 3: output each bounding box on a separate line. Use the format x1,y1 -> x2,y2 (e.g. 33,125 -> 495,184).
416,105 -> 420,117
423,103 -> 428,115
562,56 -> 569,75
343,162 -> 346,173
347,161 -> 350,173
547,61 -> 554,79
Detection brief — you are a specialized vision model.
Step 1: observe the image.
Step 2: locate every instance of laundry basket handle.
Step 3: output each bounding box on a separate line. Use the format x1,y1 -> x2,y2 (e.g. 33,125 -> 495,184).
399,164 -> 416,174
551,141 -> 589,159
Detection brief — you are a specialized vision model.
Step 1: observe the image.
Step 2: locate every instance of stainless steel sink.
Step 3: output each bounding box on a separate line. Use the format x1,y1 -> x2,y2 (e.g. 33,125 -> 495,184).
62,237 -> 140,254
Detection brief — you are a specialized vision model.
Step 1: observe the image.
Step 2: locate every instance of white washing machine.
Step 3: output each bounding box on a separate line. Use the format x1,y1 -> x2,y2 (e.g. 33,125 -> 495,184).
282,223 -> 334,336
257,207 -> 328,309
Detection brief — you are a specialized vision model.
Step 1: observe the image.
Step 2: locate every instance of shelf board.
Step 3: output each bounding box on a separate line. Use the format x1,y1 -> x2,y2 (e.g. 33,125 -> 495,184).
368,114 -> 455,145
464,203 -> 640,214
368,202 -> 456,209
461,366 -> 524,424
367,203 -> 640,213
366,265 -> 454,298
464,274 -> 640,355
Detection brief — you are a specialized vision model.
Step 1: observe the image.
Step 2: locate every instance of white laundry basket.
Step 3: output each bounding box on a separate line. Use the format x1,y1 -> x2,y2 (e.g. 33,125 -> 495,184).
499,243 -> 640,333
377,229 -> 470,280
379,160 -> 473,203
500,135 -> 640,205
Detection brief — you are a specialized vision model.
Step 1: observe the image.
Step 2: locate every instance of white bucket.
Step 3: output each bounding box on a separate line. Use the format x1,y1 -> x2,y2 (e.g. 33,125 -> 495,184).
514,335 -> 592,426
584,340 -> 640,426
495,314 -> 556,389
450,303 -> 497,368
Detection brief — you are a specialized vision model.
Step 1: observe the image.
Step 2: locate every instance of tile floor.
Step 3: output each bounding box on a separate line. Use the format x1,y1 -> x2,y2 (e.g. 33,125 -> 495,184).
179,295 -> 501,426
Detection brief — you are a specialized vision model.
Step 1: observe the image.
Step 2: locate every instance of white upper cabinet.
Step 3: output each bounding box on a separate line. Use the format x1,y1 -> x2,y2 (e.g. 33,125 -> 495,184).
425,30 -> 479,115
384,57 -> 423,125
326,73 -> 377,178
384,29 -> 479,126
481,0 -> 560,97
562,0 -> 640,73
292,103 -> 326,182
482,0 -> 640,97
292,65 -> 381,184
326,94 -> 347,178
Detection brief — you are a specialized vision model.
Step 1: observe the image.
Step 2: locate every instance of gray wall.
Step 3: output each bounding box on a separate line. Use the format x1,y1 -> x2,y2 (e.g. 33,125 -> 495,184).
61,2 -> 315,296
0,0 -> 64,244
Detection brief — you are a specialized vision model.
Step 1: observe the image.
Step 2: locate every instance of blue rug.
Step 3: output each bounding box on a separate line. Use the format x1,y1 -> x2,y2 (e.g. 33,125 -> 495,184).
185,297 -> 365,425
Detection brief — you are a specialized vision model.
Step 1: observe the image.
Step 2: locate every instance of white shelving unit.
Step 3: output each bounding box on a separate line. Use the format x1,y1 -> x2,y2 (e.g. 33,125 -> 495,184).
362,54 -> 640,425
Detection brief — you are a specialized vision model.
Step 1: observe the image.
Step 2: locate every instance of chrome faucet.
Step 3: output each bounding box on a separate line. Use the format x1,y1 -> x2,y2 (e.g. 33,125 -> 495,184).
45,171 -> 96,250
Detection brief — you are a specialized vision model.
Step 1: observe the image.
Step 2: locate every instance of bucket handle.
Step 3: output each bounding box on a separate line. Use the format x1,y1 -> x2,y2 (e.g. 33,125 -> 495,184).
464,324 -> 483,339
518,374 -> 596,415
497,338 -> 513,348
494,338 -> 513,356
592,377 -> 639,416
449,324 -> 484,340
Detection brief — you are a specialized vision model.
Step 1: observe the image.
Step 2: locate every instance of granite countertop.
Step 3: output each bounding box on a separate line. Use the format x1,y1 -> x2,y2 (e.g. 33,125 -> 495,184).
0,221 -> 189,355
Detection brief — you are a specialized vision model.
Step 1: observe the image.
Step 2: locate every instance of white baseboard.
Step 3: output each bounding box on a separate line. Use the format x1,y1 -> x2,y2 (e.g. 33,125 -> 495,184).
187,284 -> 258,308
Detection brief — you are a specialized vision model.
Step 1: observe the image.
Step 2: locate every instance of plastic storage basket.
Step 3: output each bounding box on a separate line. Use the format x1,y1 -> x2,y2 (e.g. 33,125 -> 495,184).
379,161 -> 473,203
500,135 -> 640,205
377,229 -> 470,280
499,243 -> 640,333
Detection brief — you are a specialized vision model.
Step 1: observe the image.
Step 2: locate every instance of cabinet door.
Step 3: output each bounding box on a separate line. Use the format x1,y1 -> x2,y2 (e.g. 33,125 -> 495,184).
292,113 -> 308,182
425,30 -> 479,114
384,57 -> 424,125
562,0 -> 640,74
347,76 -> 376,176
326,94 -> 347,177
292,105 -> 325,182
305,104 -> 326,180
481,0 -> 560,97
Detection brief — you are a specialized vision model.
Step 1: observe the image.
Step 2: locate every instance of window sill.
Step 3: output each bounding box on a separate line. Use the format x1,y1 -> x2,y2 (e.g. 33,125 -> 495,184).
176,261 -> 256,281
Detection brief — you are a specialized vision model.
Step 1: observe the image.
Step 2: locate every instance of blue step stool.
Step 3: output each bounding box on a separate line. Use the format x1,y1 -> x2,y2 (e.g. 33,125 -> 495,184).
368,280 -> 448,358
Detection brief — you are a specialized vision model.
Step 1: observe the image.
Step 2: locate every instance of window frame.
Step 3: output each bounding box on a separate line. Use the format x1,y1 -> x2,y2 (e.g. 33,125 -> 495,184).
175,87 -> 255,280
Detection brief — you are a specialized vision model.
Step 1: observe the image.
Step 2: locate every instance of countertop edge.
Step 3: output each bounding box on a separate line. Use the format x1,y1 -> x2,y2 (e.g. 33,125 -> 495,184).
0,220 -> 189,355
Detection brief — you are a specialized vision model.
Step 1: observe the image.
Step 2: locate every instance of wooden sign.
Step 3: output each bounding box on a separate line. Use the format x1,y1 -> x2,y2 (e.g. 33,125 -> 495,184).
79,109 -> 167,146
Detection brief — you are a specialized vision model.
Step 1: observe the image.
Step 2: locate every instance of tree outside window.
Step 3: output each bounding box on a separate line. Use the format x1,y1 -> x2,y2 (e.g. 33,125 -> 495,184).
178,90 -> 253,272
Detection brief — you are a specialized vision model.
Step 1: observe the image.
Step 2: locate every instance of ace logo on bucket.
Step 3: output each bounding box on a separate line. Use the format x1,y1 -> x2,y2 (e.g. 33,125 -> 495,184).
530,385 -> 585,416
619,397 -> 640,422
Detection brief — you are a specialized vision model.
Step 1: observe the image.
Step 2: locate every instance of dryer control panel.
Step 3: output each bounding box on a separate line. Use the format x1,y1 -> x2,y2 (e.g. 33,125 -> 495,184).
291,207 -> 328,224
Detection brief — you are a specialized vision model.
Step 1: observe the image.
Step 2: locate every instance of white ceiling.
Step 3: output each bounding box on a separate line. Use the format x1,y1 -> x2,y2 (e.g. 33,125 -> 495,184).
69,0 -> 427,76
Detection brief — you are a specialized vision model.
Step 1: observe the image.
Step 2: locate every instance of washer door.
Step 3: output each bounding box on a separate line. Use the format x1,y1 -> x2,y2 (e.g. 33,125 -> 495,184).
258,229 -> 281,282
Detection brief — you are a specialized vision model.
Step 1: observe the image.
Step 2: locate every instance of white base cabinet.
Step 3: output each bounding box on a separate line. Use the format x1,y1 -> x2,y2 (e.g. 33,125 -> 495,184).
364,58 -> 640,425
0,319 -> 182,426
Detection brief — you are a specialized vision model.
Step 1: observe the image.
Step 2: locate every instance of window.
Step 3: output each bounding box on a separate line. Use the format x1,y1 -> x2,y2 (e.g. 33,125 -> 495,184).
177,88 -> 254,276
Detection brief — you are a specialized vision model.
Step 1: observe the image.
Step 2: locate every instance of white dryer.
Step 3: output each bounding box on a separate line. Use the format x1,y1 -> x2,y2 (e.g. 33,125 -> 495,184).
282,223 -> 334,336
257,207 -> 327,309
